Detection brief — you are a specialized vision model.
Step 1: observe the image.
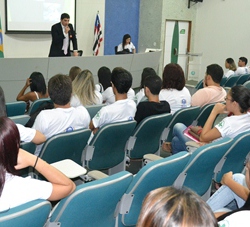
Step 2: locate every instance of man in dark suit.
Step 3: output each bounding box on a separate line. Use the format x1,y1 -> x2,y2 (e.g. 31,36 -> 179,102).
49,13 -> 78,57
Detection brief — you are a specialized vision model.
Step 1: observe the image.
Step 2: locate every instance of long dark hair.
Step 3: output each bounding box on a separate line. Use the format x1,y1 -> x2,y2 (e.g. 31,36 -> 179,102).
29,72 -> 47,95
0,117 -> 20,196
122,34 -> 131,49
97,66 -> 112,90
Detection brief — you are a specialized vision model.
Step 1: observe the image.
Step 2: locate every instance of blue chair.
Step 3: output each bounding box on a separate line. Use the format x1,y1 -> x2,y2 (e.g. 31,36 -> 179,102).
195,79 -> 203,90
174,137 -> 233,200
83,121 -> 137,174
243,80 -> 250,89
214,131 -> 250,183
28,98 -> 52,116
39,128 -> 91,165
85,104 -> 105,119
46,171 -> 133,227
0,200 -> 51,227
117,152 -> 191,227
223,74 -> 239,88
126,113 -> 172,159
162,106 -> 200,142
220,77 -> 228,86
192,103 -> 215,127
235,74 -> 250,85
6,101 -> 26,117
9,115 -> 30,125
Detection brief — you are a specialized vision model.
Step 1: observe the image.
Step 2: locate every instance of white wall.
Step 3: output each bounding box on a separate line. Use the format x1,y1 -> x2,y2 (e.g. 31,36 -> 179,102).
0,0 -> 105,58
194,0 -> 250,81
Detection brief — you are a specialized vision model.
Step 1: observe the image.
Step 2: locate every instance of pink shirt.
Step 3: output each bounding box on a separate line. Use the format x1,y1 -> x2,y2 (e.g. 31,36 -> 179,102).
191,86 -> 226,107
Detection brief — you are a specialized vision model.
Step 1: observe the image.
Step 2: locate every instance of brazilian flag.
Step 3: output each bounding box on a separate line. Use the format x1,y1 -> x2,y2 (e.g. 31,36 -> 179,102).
0,18 -> 4,58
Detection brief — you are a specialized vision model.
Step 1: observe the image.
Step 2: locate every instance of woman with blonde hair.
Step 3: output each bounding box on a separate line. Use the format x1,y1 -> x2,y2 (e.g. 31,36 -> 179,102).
224,58 -> 237,78
70,69 -> 103,107
137,186 -> 217,227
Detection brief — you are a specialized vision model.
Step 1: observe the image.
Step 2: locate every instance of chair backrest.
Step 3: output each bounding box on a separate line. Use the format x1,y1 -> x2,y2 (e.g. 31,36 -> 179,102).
39,128 -> 91,165
223,74 -> 239,88
236,73 -> 250,85
118,152 -> 191,226
47,171 -> 133,227
192,103 -> 215,127
28,98 -> 52,116
243,80 -> 250,89
214,131 -> 250,182
9,115 -> 30,125
85,104 -> 105,119
83,121 -> 137,172
0,200 -> 51,227
127,113 -> 172,159
115,46 -> 118,54
6,101 -> 26,117
220,77 -> 228,86
163,106 -> 200,142
195,79 -> 203,90
174,137 -> 233,200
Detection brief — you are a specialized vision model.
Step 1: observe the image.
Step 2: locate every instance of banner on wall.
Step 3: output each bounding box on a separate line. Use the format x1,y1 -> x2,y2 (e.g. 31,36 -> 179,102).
93,13 -> 103,56
0,17 -> 4,58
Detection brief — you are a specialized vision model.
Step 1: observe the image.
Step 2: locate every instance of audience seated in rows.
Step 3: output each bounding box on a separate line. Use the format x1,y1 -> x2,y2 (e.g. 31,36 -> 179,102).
137,186 -> 217,227
33,74 -> 90,155
1,86 -> 45,145
89,67 -> 136,135
191,64 -> 226,107
68,66 -> 81,81
70,69 -> 103,107
171,85 -> 250,154
0,117 -> 75,212
224,58 -> 237,78
16,72 -> 49,112
235,57 -> 250,75
207,154 -> 250,224
134,75 -> 170,125
159,63 -> 191,114
135,67 -> 157,105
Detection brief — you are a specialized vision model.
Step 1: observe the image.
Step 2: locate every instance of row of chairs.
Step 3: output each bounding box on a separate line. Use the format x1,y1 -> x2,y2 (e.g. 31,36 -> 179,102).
2,130 -> 250,226
195,73 -> 250,90
19,103 -> 219,179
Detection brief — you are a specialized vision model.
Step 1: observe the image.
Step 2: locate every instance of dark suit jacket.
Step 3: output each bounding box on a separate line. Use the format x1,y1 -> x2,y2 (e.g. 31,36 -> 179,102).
48,22 -> 78,57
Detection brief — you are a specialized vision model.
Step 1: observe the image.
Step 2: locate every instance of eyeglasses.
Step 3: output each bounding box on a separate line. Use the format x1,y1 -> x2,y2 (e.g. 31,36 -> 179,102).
224,97 -> 233,101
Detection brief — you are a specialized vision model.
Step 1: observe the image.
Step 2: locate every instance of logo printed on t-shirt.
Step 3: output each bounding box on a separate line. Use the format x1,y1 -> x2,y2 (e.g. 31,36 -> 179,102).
65,126 -> 74,132
181,99 -> 187,108
217,120 -> 225,128
95,111 -> 101,120
128,116 -> 133,121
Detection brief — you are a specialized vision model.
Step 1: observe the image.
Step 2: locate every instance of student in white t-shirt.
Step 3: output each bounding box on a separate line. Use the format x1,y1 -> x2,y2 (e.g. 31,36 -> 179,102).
235,57 -> 250,75
159,63 -> 191,114
70,69 -> 102,107
117,34 -> 136,54
33,74 -> 90,155
0,117 -> 75,211
171,85 -> 250,154
89,67 -> 136,135
224,58 -> 237,78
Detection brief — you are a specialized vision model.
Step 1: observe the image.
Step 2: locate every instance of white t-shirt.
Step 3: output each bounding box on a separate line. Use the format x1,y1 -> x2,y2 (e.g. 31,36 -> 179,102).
117,42 -> 135,53
215,112 -> 250,139
235,66 -> 250,75
92,99 -> 136,129
0,173 -> 52,211
70,91 -> 103,107
135,89 -> 145,105
159,87 -> 191,114
102,88 -> 135,105
224,70 -> 236,78
33,106 -> 90,155
218,211 -> 250,227
16,124 -> 36,143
